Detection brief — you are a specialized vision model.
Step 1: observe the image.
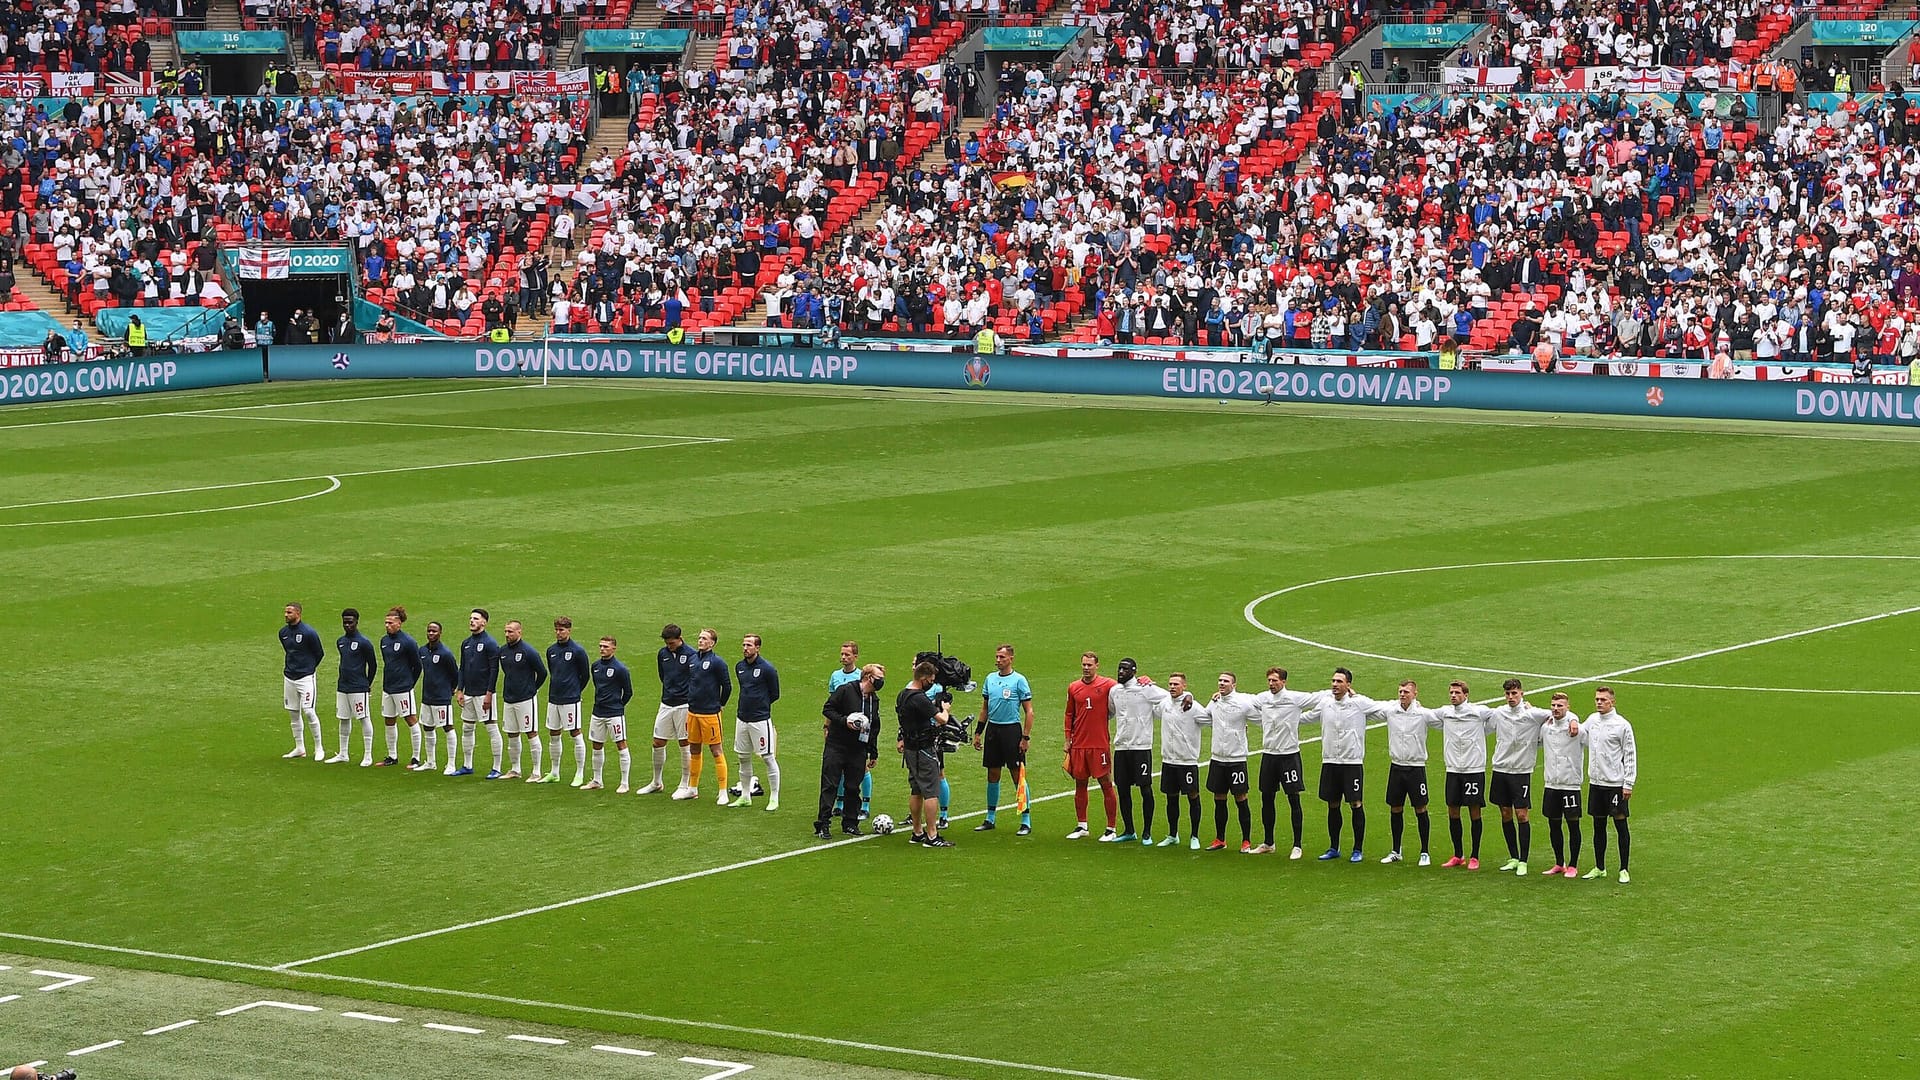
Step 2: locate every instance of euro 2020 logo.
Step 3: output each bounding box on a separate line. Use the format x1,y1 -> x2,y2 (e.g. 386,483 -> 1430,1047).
963,357 -> 991,388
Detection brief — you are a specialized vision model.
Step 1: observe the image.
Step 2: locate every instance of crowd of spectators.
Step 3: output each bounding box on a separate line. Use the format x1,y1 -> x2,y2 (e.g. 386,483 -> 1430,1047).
0,0 -> 168,78
277,0 -> 564,73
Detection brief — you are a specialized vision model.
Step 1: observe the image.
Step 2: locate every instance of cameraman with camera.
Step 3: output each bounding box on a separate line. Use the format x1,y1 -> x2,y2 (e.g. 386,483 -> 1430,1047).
817,663 -> 885,839
897,659 -> 954,847
14,1067 -> 76,1080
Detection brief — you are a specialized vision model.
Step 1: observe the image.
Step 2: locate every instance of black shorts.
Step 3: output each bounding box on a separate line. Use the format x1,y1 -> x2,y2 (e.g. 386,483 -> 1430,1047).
1385,763 -> 1429,809
1543,787 -> 1582,818
1317,762 -> 1363,803
1589,784 -> 1629,819
1206,759 -> 1249,796
1258,751 -> 1305,794
1490,771 -> 1532,809
981,723 -> 1025,770
1114,748 -> 1154,788
1160,763 -> 1199,796
1445,771 -> 1485,808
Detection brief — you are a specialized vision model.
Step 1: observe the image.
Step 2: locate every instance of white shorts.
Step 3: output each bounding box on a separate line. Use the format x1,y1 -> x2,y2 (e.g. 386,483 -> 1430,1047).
336,691 -> 370,722
422,704 -> 451,728
380,690 -> 416,718
589,714 -> 627,744
283,674 -> 316,712
502,699 -> 536,734
734,719 -> 777,757
546,701 -> 581,732
653,702 -> 689,741
460,696 -> 493,724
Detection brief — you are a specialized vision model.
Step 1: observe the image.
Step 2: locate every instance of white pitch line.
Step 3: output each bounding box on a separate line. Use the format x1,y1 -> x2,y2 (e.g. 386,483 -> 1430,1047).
143,1019 -> 200,1036
1246,555 -> 1920,694
0,383 -> 532,432
31,970 -> 92,991
216,1000 -> 322,1016
281,762 -> 1154,972
683,1056 -> 754,1080
592,1044 -> 656,1057
0,932 -> 1150,1080
18,1063 -> 46,1071
0,995 -> 19,1004
68,1040 -> 124,1056
506,1034 -> 568,1045
0,476 -> 342,528
0,437 -> 725,518
424,1022 -> 486,1034
179,412 -> 717,441
342,1011 -> 402,1023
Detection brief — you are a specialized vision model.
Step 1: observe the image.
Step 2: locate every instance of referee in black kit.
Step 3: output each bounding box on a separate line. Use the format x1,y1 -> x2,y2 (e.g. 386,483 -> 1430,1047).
817,663 -> 885,839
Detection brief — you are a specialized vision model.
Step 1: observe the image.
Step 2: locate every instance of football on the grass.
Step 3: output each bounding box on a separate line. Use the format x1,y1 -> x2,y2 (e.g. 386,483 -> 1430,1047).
871,814 -> 895,834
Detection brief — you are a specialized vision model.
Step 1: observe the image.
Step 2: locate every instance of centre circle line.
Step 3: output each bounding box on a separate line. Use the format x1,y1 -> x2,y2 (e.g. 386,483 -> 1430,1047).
1243,554 -> 1920,696
0,476 -> 343,529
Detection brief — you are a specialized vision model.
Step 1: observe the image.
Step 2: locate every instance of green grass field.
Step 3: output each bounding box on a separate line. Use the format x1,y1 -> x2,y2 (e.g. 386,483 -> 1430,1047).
4,377 -> 1919,1079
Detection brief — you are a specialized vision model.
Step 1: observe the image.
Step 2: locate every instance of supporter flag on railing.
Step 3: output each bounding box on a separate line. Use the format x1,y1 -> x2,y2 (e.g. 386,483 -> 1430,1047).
237,248 -> 291,280
1442,66 -> 1522,88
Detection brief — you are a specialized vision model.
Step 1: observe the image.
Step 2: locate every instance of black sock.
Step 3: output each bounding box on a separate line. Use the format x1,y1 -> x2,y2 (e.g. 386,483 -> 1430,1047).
1288,792 -> 1304,848
1351,805 -> 1365,850
1470,816 -> 1483,857
1615,818 -> 1631,870
1501,818 -> 1519,858
1416,810 -> 1431,853
1261,792 -> 1277,847
1518,819 -> 1531,861
1140,789 -> 1154,838
1326,802 -> 1342,850
1118,786 -> 1135,835
1166,796 -> 1180,838
1592,818 -> 1608,869
1390,810 -> 1404,852
1188,798 -> 1201,837
1449,815 -> 1463,856
1549,817 -> 1565,865
1214,798 -> 1228,841
1568,818 -> 1583,867
1236,798 -> 1251,842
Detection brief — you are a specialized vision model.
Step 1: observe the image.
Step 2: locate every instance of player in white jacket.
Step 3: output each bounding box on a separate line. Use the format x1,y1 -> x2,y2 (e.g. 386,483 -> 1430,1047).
1538,691 -> 1587,877
1582,686 -> 1638,883
1153,673 -> 1208,849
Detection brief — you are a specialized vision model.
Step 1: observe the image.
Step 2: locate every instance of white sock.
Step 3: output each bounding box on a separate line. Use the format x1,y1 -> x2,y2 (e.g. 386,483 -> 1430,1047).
618,748 -> 631,787
302,707 -> 323,753
592,748 -> 605,782
546,735 -> 561,773
424,726 -> 438,763
651,745 -> 666,784
337,718 -> 351,753
489,725 -> 504,771
508,735 -> 521,773
409,723 -> 421,761
447,722 -> 461,765
529,733 -> 544,774
571,733 -> 586,777
288,711 -> 304,751
764,755 -> 780,800
737,754 -> 754,799
362,717 -> 375,758
461,722 -> 476,768
385,723 -> 399,759
679,744 -> 692,786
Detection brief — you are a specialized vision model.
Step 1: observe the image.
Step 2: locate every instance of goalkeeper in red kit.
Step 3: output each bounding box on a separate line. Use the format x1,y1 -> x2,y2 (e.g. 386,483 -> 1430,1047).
1063,651 -> 1121,841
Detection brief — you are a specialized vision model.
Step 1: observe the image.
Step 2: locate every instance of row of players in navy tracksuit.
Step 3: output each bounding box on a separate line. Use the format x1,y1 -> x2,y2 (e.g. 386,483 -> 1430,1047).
278,603 -> 776,798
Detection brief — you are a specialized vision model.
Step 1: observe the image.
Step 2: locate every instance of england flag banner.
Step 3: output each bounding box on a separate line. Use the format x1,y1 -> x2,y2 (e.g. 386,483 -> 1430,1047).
237,248 -> 291,280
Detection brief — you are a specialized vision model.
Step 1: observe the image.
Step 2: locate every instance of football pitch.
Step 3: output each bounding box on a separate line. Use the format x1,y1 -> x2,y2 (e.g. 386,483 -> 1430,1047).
3,376 -> 1918,1079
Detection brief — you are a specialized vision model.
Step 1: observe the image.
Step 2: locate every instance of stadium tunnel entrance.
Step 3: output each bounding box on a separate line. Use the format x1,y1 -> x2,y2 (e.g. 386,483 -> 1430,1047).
188,53 -> 273,96
241,273 -> 352,345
